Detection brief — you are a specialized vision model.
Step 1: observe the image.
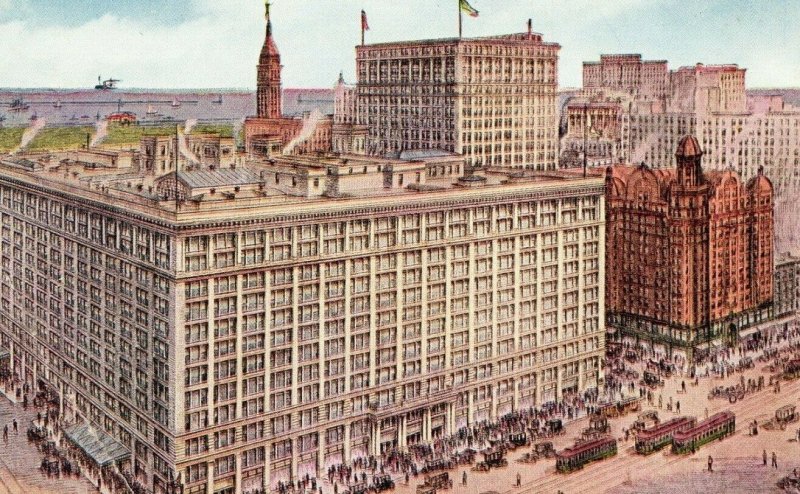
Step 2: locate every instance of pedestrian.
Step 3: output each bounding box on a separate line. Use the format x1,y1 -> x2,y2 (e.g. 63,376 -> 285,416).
462,471 -> 467,485
516,472 -> 521,487
12,419 -> 17,434
681,380 -> 686,393
707,455 -> 713,472
676,401 -> 680,413
763,449 -> 767,466
2,425 -> 6,442
772,452 -> 778,469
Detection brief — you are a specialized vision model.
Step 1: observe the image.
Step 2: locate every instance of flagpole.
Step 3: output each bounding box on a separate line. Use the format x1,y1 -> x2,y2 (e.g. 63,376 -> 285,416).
458,1 -> 462,38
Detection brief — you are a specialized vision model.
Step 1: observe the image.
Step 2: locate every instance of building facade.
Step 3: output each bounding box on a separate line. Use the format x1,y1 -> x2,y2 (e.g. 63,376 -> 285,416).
575,54 -> 800,203
604,135 -> 774,355
355,32 -> 560,170
0,149 -> 606,493
582,54 -> 668,103
775,253 -> 800,319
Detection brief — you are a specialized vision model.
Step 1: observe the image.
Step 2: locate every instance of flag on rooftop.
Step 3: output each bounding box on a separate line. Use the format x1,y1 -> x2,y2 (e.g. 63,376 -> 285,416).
459,0 -> 479,18
361,10 -> 369,31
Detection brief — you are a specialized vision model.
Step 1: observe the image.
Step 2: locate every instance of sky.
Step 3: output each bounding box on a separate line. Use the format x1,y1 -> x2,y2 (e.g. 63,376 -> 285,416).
0,0 -> 798,90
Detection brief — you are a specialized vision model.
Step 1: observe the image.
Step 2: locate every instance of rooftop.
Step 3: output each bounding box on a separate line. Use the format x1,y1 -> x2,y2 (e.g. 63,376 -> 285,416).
0,149 -> 603,228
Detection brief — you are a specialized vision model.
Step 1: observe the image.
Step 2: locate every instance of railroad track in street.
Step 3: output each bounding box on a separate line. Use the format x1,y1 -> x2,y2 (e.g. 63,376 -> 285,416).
0,451 -> 28,494
506,375 -> 800,494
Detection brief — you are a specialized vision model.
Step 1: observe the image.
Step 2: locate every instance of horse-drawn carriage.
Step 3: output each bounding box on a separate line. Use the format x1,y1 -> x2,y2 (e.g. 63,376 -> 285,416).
421,458 -> 454,474
642,370 -> 664,388
588,416 -> 610,434
533,441 -> 556,459
507,432 -> 528,448
372,474 -> 395,492
546,418 -> 564,435
40,456 -> 60,476
618,397 -> 641,415
345,483 -> 368,494
765,404 -> 798,430
452,448 -> 476,465
631,411 -> 659,432
472,449 -> 507,471
421,472 -> 452,491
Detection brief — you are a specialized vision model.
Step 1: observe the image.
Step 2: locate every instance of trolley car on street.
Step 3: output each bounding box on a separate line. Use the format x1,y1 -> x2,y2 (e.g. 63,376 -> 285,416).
635,416 -> 697,455
555,436 -> 617,473
671,411 -> 735,454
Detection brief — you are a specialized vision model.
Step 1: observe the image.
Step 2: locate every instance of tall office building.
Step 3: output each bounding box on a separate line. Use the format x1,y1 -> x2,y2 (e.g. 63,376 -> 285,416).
569,54 -> 800,202
355,31 -> 560,170
0,147 -> 606,493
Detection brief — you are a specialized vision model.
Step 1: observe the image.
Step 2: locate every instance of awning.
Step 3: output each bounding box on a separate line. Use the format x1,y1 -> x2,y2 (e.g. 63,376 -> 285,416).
63,422 -> 130,467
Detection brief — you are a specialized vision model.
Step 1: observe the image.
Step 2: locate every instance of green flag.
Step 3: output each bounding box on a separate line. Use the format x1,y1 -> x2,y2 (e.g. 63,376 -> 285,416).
459,0 -> 479,17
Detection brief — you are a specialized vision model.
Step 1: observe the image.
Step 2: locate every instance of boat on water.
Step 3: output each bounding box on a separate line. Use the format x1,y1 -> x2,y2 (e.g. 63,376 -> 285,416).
9,98 -> 29,112
146,104 -> 157,115
80,115 -> 90,119
30,113 -> 38,121
212,94 -> 223,104
53,100 -> 62,109
94,75 -> 120,90
171,99 -> 181,108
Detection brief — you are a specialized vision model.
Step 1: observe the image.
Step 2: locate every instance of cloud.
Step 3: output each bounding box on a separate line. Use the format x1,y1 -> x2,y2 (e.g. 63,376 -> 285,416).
0,0 -> 798,89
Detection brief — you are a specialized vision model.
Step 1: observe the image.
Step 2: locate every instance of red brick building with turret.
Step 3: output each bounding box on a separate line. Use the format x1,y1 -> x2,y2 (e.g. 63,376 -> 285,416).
604,135 -> 774,356
244,2 -> 332,157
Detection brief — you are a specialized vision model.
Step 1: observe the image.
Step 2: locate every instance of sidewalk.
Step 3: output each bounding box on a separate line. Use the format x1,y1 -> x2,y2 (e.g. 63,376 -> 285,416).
0,389 -> 98,494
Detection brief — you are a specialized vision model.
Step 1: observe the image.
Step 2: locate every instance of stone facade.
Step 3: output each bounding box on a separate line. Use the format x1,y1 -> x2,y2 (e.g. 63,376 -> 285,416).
356,32 -> 560,170
775,253 -> 800,318
0,148 -> 606,494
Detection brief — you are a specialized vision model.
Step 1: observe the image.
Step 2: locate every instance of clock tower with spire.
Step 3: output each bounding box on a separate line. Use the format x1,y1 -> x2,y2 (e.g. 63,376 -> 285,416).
257,1 -> 282,119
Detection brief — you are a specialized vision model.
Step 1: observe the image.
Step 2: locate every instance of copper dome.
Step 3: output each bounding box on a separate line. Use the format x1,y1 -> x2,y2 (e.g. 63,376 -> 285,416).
675,135 -> 702,157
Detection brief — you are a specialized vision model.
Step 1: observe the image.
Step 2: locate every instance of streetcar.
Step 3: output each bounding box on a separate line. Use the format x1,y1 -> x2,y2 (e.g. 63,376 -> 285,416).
635,416 -> 696,455
671,411 -> 735,454
555,436 -> 617,473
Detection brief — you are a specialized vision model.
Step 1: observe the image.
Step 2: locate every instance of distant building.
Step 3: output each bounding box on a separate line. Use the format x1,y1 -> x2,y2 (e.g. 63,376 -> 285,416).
574,54 -> 800,200
582,54 -> 669,103
355,31 -> 560,170
603,136 -> 774,357
560,101 -> 621,167
332,74 -> 369,155
139,133 -> 235,173
244,8 -> 332,158
775,253 -> 800,318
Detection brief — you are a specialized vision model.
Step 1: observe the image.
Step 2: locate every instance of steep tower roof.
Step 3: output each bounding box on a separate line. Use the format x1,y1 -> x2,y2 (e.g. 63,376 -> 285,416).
256,0 -> 282,119
260,1 -> 280,61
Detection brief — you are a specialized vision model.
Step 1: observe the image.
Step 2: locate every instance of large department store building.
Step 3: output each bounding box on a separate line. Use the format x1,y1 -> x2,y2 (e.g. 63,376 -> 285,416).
0,148 -> 606,493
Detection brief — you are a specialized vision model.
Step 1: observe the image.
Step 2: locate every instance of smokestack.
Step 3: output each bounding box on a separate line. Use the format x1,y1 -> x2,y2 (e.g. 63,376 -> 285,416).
86,133 -> 90,149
